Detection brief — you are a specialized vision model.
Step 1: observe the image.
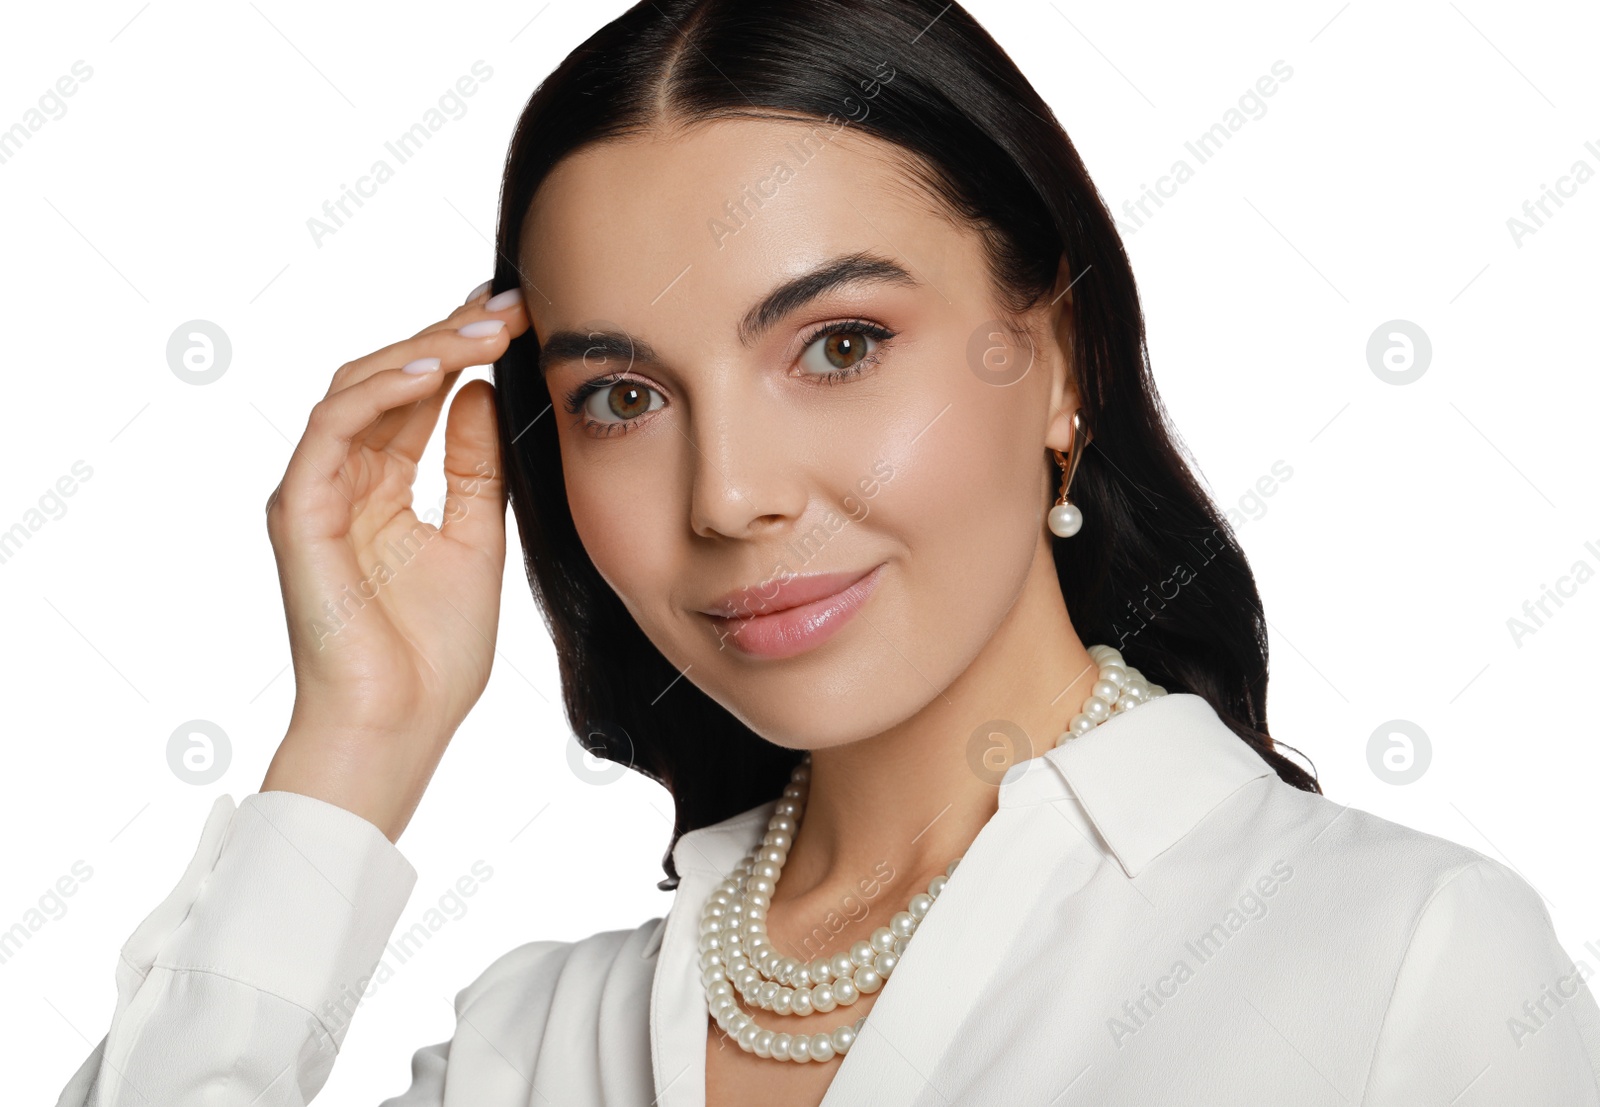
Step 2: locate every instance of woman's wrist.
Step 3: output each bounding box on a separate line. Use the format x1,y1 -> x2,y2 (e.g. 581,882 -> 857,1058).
261,725 -> 436,844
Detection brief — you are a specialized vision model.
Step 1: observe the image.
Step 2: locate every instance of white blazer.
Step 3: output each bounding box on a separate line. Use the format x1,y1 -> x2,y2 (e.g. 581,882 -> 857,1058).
56,692 -> 1600,1105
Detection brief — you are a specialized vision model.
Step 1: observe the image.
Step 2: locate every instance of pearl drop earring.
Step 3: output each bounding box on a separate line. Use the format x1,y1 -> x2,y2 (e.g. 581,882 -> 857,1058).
1047,412 -> 1091,538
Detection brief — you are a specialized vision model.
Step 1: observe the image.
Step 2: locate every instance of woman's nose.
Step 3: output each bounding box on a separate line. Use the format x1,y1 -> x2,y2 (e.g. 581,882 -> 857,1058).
685,398 -> 807,542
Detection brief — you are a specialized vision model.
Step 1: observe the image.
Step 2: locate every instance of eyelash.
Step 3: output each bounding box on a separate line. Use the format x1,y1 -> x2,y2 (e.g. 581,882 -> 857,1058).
560,318 -> 896,437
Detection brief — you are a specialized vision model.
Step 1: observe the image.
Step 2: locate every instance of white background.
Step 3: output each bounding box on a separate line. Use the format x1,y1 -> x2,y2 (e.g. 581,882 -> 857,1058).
3,0 -> 1597,1100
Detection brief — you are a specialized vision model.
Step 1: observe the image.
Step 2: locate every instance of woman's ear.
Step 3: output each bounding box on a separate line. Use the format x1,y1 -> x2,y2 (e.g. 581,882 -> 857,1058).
1042,252 -> 1081,454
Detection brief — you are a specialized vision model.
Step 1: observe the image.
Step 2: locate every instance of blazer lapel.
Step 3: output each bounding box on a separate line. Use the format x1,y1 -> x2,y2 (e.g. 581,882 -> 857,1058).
651,804 -> 780,1107
819,787 -> 1097,1107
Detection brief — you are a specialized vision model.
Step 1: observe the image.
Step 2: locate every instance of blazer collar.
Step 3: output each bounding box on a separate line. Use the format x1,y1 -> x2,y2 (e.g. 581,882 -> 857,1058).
670,691 -> 1276,883
1001,690 -> 1277,878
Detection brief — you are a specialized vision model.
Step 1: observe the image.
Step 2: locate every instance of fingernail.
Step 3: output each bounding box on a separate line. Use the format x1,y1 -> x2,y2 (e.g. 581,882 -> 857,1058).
403,357 -> 442,374
464,280 -> 493,304
485,288 -> 523,311
457,319 -> 507,338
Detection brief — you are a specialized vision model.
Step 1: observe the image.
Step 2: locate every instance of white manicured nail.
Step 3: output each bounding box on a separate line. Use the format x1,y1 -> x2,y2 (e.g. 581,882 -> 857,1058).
485,288 -> 523,311
457,319 -> 507,337
464,280 -> 492,304
402,357 -> 441,374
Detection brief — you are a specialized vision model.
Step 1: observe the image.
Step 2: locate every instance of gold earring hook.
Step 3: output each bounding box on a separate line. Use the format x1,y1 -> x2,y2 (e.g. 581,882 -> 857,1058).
1051,411 -> 1091,503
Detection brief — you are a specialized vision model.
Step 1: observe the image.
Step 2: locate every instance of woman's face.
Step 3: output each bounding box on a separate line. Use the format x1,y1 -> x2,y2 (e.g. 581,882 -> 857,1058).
519,117 -> 1079,751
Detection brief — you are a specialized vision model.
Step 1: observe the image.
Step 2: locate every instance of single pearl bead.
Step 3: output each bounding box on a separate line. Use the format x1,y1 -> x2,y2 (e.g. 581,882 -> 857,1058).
927,874 -> 947,898
812,982 -> 837,1012
830,952 -> 854,980
869,927 -> 896,953
809,957 -> 833,984
945,859 -> 961,877
754,1029 -> 775,1058
850,941 -> 875,967
833,977 -> 859,1005
1082,695 -> 1111,722
738,1023 -> 760,1051
1098,663 -> 1128,687
1091,678 -> 1120,703
907,893 -> 933,920
1069,713 -> 1096,735
771,1033 -> 792,1061
874,951 -> 898,976
831,1025 -> 856,1054
811,1034 -> 836,1062
791,987 -> 814,1016
790,1034 -> 813,1063
772,988 -> 793,1015
889,911 -> 917,939
854,966 -> 883,993
1048,502 -> 1082,537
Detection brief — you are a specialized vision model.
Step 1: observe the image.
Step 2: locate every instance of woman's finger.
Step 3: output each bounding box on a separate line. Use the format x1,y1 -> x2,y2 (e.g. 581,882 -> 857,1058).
361,315 -> 522,460
326,289 -> 529,400
274,366 -> 449,539
437,379 -> 506,561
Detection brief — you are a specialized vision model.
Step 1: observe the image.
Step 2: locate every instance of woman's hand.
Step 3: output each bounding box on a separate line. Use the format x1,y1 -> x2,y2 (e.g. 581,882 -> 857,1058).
258,283 -> 530,842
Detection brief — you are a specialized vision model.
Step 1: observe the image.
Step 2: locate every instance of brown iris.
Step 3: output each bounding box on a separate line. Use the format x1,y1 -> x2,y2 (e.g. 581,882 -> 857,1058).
823,331 -> 868,369
607,382 -> 652,420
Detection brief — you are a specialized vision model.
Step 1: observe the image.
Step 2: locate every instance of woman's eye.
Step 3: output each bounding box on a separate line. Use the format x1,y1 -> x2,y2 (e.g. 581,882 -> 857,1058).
578,378 -> 665,430
797,324 -> 889,381
567,322 -> 892,437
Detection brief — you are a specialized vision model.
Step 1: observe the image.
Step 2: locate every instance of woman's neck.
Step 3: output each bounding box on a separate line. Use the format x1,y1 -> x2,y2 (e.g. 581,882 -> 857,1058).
771,540 -> 1097,911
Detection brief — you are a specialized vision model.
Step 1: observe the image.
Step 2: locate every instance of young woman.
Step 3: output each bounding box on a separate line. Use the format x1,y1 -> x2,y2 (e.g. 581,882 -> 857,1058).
58,1 -> 1600,1104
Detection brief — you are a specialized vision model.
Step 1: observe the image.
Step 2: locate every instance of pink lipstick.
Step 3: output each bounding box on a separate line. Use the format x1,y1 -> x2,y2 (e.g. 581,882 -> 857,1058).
702,563 -> 885,659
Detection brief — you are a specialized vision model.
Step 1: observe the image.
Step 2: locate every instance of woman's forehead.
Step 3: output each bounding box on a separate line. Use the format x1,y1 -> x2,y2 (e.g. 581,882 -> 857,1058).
517,118 -> 968,337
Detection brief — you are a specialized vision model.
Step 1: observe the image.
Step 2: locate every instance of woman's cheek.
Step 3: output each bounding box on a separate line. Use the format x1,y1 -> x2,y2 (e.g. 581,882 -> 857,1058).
564,463 -> 655,613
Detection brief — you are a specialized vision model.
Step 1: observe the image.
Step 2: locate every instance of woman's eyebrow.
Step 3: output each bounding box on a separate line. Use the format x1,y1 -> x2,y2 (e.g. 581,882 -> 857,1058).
537,251 -> 918,376
735,251 -> 918,345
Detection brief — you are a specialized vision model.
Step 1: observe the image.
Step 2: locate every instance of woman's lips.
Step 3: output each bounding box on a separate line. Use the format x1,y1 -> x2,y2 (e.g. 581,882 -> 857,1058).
706,563 -> 885,659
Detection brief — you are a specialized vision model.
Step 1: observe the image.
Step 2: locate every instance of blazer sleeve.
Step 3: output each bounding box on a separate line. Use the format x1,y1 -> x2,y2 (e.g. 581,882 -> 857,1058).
54,790 -> 420,1107
1359,856 -> 1600,1106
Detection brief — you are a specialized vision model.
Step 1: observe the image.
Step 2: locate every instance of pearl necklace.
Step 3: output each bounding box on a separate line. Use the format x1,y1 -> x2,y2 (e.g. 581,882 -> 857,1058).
698,644 -> 1167,1063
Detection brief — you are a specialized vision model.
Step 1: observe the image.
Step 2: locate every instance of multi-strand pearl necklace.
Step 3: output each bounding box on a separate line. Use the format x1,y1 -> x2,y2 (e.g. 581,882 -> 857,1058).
698,644 -> 1167,1063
